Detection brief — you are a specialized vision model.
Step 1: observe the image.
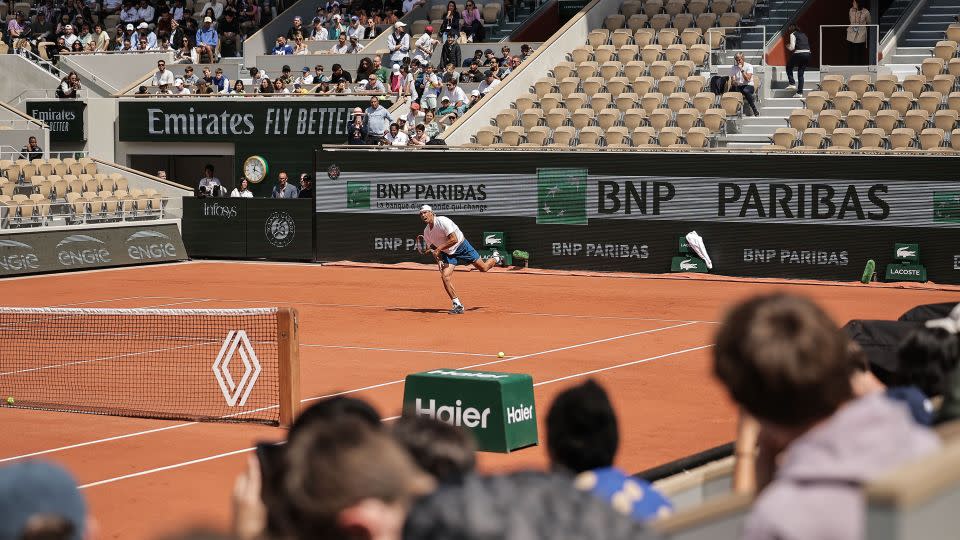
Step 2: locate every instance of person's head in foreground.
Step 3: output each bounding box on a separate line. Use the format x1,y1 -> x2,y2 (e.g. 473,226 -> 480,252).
0,461 -> 89,540
276,415 -> 434,540
546,379 -> 672,522
418,204 -> 434,225
392,414 -> 476,485
713,293 -> 940,539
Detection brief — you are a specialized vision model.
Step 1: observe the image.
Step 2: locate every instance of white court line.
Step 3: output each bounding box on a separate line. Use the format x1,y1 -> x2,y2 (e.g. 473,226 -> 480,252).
0,322 -> 696,463
76,343 -> 711,489
301,344 -> 495,357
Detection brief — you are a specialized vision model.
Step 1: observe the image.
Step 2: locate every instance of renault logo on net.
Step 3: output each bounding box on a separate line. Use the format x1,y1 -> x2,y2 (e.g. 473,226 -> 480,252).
212,330 -> 262,407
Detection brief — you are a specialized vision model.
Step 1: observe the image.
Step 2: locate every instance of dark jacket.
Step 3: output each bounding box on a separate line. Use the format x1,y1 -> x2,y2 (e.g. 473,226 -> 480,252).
439,42 -> 461,70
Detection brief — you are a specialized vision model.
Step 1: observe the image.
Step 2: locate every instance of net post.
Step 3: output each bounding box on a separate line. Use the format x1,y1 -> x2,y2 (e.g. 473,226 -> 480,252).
277,307 -> 301,428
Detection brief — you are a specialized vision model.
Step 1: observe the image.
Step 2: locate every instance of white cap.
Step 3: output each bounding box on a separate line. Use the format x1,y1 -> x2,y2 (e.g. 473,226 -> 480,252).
175,78 -> 184,86
126,23 -> 134,30
395,21 -> 406,28
392,63 -> 400,72
137,22 -> 148,29
418,204 -> 432,213
471,89 -> 480,96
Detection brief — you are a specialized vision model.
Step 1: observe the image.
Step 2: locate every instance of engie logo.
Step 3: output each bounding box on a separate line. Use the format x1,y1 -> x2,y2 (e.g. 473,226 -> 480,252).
126,230 -> 178,260
212,330 -> 262,406
203,202 -> 238,219
56,235 -> 111,266
415,398 -> 491,428
265,211 -> 296,248
0,239 -> 40,271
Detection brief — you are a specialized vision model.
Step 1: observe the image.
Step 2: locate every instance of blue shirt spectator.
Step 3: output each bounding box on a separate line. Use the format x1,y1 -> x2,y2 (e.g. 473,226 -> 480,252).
196,21 -> 218,47
364,97 -> 392,138
272,36 -> 294,55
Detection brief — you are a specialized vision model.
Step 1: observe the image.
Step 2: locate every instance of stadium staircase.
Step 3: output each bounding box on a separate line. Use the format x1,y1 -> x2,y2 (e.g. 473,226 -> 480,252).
884,0 -> 960,76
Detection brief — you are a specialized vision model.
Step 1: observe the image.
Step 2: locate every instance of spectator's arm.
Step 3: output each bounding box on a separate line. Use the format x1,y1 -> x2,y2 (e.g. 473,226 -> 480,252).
787,33 -> 795,51
732,412 -> 758,494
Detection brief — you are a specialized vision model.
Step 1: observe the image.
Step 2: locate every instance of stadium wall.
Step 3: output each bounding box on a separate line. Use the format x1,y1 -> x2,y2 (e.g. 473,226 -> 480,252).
313,148 -> 960,284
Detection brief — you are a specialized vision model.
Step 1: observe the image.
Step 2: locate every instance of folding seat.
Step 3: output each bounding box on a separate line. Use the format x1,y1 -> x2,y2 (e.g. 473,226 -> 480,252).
685,126 -> 712,148
587,29 -> 610,48
673,13 -> 694,30
950,58 -> 960,78
688,0 -> 709,17
733,0 -> 755,19
930,74 -> 956,96
632,126 -> 658,146
921,58 -> 946,82
546,108 -> 571,129
605,126 -> 631,146
640,92 -> 665,114
800,128 -> 828,149
803,91 -> 831,114
675,108 -> 701,131
688,44 -> 710,66
501,126 -> 526,146
69,163 -> 84,176
621,0 -> 643,18
702,108 -> 728,133
550,126 -> 577,147
648,60 -> 672,79
534,77 -> 557,97
933,109 -> 959,132
845,109 -> 872,134
597,108 -> 621,130
919,128 -> 946,150
520,109 -> 545,129
873,74 -> 899,98
604,14 -> 626,31
552,61 -> 576,80
888,92 -> 915,116
917,91 -> 943,114
953,129 -> 960,152
611,29 -> 634,49
846,74 -> 873,98
657,28 -> 679,48
658,126 -> 684,146
536,94 -> 562,114
874,109 -> 901,133
789,108 -> 815,130
632,75 -> 655,94
684,75 -> 707,95
680,28 -> 703,48
649,14 -> 671,32
627,15 -> 649,33
664,44 -> 688,63
664,0 -> 686,17
623,108 -> 649,129
672,60 -> 696,80
515,94 -> 537,113
618,45 -> 641,63
576,61 -> 599,80
859,91 -> 886,116
582,77 -> 605,96
474,127 -> 500,145
817,109 -> 842,133
559,77 -> 581,96
818,74 -> 845,97
649,108 -> 673,130
624,60 -> 647,80
901,75 -> 927,98
565,92 -> 589,111
641,45 -> 664,64
770,127 -> 799,148
606,76 -> 631,95
658,76 -> 681,95
692,92 -> 716,114
830,127 -> 858,149
948,91 -> 960,111
720,92 -> 744,116
524,126 -> 551,146
590,93 -> 613,114
577,126 -> 605,147
718,12 -> 741,28
571,108 -> 597,129
600,61 -> 624,80
615,92 -> 640,113
947,24 -> 960,43
859,128 -> 887,150
571,45 -> 595,64
666,91 -> 691,112
697,14 -> 718,33
595,45 -> 618,64
889,127 -> 916,150
495,109 -> 520,130
634,29 -> 656,48
903,109 -> 931,133
643,0 -> 664,17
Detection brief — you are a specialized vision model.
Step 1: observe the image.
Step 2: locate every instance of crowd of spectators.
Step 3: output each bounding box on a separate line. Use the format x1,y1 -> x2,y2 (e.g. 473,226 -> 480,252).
4,293 -> 960,539
5,0 -> 278,63
11,292 -> 960,540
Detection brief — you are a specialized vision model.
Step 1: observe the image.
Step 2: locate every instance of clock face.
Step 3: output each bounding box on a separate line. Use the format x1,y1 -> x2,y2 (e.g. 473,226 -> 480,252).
244,156 -> 268,183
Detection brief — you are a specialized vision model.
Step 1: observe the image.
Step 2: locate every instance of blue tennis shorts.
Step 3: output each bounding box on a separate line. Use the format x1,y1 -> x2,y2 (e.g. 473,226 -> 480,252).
440,239 -> 480,266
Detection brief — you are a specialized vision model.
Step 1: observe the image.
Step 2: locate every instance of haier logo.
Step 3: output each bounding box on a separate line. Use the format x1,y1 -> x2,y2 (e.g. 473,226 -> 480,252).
126,230 -> 178,260
0,239 -> 40,271
56,235 -> 111,266
415,398 -> 492,428
506,404 -> 533,425
203,202 -> 238,219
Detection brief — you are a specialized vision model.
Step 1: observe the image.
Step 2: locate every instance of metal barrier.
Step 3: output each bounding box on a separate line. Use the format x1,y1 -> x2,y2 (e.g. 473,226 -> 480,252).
819,23 -> 880,69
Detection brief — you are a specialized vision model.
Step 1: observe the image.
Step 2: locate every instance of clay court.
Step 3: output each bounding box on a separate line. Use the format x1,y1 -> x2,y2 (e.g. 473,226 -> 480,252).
1,261 -> 958,538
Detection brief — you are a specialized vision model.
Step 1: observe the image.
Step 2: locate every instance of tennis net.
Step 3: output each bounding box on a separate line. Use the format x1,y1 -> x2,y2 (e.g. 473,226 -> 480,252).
0,307 -> 300,426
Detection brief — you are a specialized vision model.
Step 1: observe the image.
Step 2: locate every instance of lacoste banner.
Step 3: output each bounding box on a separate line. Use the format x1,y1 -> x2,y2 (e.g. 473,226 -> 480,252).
318,172 -> 960,229
26,100 -> 86,142
0,223 -> 186,277
181,197 -> 313,261
118,99 -> 388,143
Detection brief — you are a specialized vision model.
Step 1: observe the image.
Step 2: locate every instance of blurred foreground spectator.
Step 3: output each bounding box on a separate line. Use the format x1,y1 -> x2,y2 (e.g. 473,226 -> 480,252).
0,461 -> 91,540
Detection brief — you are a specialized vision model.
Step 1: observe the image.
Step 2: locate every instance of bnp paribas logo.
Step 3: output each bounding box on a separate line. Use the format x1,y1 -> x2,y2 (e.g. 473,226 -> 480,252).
537,169 -> 588,225
212,330 -> 262,407
346,181 -> 371,209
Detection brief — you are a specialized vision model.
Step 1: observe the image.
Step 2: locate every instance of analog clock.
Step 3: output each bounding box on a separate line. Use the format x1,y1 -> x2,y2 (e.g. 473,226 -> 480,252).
243,155 -> 268,184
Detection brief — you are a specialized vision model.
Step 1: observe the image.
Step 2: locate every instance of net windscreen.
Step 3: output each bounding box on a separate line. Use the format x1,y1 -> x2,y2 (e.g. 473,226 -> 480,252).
0,307 -> 282,425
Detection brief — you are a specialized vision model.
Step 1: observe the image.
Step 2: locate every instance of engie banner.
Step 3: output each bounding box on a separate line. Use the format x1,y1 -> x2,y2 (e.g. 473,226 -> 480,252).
316,171 -> 960,228
0,223 -> 187,277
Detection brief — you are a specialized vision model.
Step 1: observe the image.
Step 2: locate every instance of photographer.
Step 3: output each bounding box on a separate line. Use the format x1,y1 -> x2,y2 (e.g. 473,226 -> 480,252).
730,52 -> 760,117
56,72 -> 82,99
198,164 -> 224,197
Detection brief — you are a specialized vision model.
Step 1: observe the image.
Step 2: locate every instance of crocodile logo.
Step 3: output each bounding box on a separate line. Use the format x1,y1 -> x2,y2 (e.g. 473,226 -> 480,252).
484,234 -> 502,245
679,259 -> 699,271
896,247 -> 917,258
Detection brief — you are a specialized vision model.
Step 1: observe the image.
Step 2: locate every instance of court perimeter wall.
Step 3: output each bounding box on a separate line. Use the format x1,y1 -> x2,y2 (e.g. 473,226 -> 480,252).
313,148 -> 960,284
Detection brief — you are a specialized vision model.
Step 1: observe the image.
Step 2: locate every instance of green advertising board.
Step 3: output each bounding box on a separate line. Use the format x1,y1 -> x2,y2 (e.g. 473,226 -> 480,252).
536,168 -> 588,226
403,369 -> 538,453
893,242 -> 920,263
885,262 -> 927,282
671,256 -> 709,273
26,100 -> 86,142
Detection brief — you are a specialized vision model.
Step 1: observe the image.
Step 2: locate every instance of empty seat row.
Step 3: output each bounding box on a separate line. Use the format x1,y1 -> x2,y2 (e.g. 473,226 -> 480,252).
619,0 -> 755,20
769,127 -> 960,152
588,26 -> 725,51
473,124 -> 716,148
789,107 -> 960,134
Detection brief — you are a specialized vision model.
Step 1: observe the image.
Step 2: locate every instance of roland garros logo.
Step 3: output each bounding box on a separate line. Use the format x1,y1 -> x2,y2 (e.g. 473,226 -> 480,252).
212,330 -> 261,406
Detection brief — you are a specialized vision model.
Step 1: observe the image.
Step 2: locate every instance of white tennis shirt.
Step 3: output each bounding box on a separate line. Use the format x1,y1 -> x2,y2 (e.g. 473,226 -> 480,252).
423,215 -> 464,255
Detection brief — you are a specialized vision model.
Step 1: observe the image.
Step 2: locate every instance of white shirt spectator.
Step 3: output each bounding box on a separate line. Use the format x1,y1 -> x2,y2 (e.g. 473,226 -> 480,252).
386,130 -> 409,145
412,33 -> 436,64
120,6 -> 140,23
172,6 -> 184,21
731,62 -> 755,87
104,0 -> 123,11
142,31 -> 158,49
387,31 -> 410,63
64,33 -> 79,48
176,86 -> 191,94
346,23 -> 364,39
153,69 -> 175,86
200,1 -> 224,19
440,85 -> 468,105
423,215 -> 464,254
138,5 -> 155,22
231,187 -> 254,197
295,73 -> 314,85
478,77 -> 500,95
405,110 -> 424,129
330,41 -> 350,53
402,0 -> 423,13
311,26 -> 328,40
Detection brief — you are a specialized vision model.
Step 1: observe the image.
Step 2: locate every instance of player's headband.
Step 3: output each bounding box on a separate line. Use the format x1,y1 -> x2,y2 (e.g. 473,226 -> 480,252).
418,205 -> 432,213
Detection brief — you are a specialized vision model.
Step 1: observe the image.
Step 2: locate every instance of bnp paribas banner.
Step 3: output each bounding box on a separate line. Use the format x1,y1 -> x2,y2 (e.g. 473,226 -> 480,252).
316,169 -> 960,228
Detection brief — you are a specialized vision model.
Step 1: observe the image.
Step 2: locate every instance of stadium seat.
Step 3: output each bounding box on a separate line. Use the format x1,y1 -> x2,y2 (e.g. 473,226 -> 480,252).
550,126 -> 577,146
524,126 -> 551,146
595,45 -> 617,63
901,75 -> 927,98
624,108 -> 648,129
552,61 -> 576,80
605,126 -> 631,146
501,126 -> 525,146
917,91 -> 943,114
830,128 -> 858,149
590,93 -> 613,113
930,74 -> 956,96
818,74 -> 845,97
566,93 -> 588,111
860,91 -> 886,116
874,74 -> 899,98
919,127 -> 946,150
632,126 -> 658,146
859,128 -> 887,150
846,110 -> 872,134
818,109 -> 842,133
904,109 -> 931,133
771,127 -> 799,148
889,127 -> 917,150
606,76 -> 631,95
846,74 -> 873,98
626,14 -> 648,32
641,93 -> 665,114
875,110 -> 902,133
546,108 -> 571,129
934,109 -> 959,131
521,109 -> 544,129
616,92 -> 640,112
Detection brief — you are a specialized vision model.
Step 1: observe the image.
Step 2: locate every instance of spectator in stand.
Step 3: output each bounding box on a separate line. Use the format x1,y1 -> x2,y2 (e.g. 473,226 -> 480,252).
412,26 -> 438,66
438,1 -> 460,42
136,0 -> 155,24
462,1 -> 484,42
297,174 -> 313,198
152,59 -> 175,92
409,123 -> 430,145
402,64 -> 418,102
196,80 -> 215,94
175,35 -> 192,61
62,24 -> 78,48
404,102 -> 425,129
195,16 -> 219,62
359,72 -> 386,93
363,16 -> 378,39
439,34 -> 461,72
440,77 -> 467,113
120,2 -> 139,25
171,0 -> 186,22
389,63 -> 405,93
70,40 -> 84,52
392,414 -> 476,484
466,88 -> 481,109
20,136 -> 43,161
402,0 -> 426,13
174,78 -> 191,94
257,78 -> 273,93
477,69 -> 500,96
329,63 -> 352,83
313,64 -> 327,82
784,24 -> 811,98
847,0 -> 870,65
714,294 -> 940,540
463,49 -> 483,68
182,65 -> 199,85
482,48 -> 497,66
347,35 -> 364,53
103,0 -> 123,17
347,107 -> 367,144
730,52 -> 760,116
273,34 -> 294,54
57,71 -> 81,98
295,67 -> 312,85
459,60 -> 483,83
520,42 -> 533,61
372,54 -> 390,83
346,15 -> 364,40
364,95 -> 392,143
437,95 -> 456,117
273,78 -> 290,93
329,14 -> 346,38
271,171 -> 299,198
198,164 -> 223,196
277,65 -> 293,84
329,33 -> 350,53
420,63 -> 441,110
498,46 -> 512,65
384,122 -> 409,145
315,80 -> 332,93
231,178 -> 254,197
0,461 -> 92,540
168,19 -> 185,50
422,109 -> 441,139
387,21 -> 410,64
136,84 -> 150,94
218,9 -> 240,57
546,379 -> 672,523
201,67 -> 215,85
356,57 -> 374,82
287,15 -> 305,40
310,18 -> 328,40
211,68 -> 230,93
293,35 -> 308,54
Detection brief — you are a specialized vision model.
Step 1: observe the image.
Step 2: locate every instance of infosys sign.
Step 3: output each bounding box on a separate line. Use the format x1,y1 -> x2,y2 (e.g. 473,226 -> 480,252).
0,224 -> 186,277
402,369 -> 539,453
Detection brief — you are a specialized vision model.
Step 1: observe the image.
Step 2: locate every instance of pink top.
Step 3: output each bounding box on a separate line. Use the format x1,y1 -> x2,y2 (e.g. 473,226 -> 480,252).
462,8 -> 481,26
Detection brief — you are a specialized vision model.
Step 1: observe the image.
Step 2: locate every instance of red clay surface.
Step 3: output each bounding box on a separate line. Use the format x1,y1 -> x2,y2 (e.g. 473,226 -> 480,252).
1,261 -> 958,539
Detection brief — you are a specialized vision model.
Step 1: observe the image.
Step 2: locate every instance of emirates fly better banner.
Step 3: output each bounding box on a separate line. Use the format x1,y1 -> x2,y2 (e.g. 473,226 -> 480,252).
316,172 -> 960,228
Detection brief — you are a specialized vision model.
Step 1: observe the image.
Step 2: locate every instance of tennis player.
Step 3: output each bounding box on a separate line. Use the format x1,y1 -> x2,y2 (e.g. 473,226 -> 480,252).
419,204 -> 501,314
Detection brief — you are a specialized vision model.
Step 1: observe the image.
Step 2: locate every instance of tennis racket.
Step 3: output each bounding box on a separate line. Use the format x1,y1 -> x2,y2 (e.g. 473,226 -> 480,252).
416,235 -> 444,272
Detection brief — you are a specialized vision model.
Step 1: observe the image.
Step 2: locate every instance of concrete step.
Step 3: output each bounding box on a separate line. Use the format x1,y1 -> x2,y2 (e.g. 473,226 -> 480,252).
723,133 -> 775,143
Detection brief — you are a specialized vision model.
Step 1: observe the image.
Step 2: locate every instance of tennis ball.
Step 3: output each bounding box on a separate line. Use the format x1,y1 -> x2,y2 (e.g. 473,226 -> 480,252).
5,397 -> 13,405
498,352 -> 505,358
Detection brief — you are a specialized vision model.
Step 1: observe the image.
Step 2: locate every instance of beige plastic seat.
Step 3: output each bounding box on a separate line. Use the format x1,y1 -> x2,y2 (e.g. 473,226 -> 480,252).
611,29 -> 633,49
576,61 -> 599,80
587,29 -> 609,48
688,0 -> 709,16
520,109 -> 545,130
632,75 -> 655,95
640,93 -> 665,114
692,92 -> 716,114
934,109 -> 959,132
658,76 -> 681,95
952,129 -> 960,152
597,108 -> 621,130
648,60 -> 672,79
674,12 -> 694,30
623,108 -> 648,130
643,0 -> 664,16
917,91 -> 943,114
904,109 -> 931,133
534,77 -> 558,97
832,91 -> 860,115
632,126 -> 658,146
921,58 -> 946,82
624,60 -> 648,80
559,77 -> 581,96
552,61 -> 575,80
618,44 -> 640,64
874,74 -> 898,97
803,91 -> 831,114
594,45 -> 617,64
680,28 -> 703,48
501,126 -> 526,146
667,91 -> 691,112
789,108 -> 815,130
818,74 -> 845,97
634,29 -> 656,48
675,108 -> 701,131
702,108 -> 727,133
473,128 -> 498,146
673,61 -> 696,80
875,109 -> 902,133
524,126 -> 551,146
605,126 -> 631,146
606,76 -> 631,95
515,94 -> 537,113
577,126 -> 605,147
546,108 -> 571,129
930,74 -> 956,96
684,75 -> 707,95
697,14 -> 719,33
830,127 -> 858,149
658,126 -> 683,147
604,14 -> 626,31
616,92 -> 640,112
571,108 -> 597,129
720,92 -> 744,116
582,77 -> 605,96
649,108 -> 673,130
599,60 -> 623,80
859,91 -> 886,116
550,126 -> 577,147
663,44 -> 688,63
889,127 -> 916,150
845,109 -> 872,134
563,92 -> 587,111
641,45 -> 664,64
626,14 -> 648,33
83,177 -> 100,193
685,126 -> 712,148
657,28 -> 679,48
901,75 -> 927,98
495,109 -> 520,130
771,127 -> 799,148
590,93 -> 613,114
859,128 -> 887,150
800,128 -> 828,149
817,109 -> 842,133
919,128 -> 946,150
649,13 -> 671,32
712,0 -> 732,15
